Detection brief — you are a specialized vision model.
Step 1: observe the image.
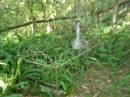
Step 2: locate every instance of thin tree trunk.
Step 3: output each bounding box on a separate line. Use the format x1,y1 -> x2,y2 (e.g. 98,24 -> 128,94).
91,0 -> 96,26
32,17 -> 37,35
112,4 -> 118,25
75,0 -> 81,18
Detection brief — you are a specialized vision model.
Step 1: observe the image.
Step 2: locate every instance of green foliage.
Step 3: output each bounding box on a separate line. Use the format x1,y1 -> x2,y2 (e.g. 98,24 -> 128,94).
0,0 -> 130,96
1,24 -> 129,96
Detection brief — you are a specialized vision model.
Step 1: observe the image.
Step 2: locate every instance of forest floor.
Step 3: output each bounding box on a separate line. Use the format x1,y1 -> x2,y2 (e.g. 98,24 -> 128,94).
68,66 -> 130,97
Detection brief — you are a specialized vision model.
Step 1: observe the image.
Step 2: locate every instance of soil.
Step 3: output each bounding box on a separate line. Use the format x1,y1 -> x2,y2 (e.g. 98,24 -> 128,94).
67,66 -> 130,97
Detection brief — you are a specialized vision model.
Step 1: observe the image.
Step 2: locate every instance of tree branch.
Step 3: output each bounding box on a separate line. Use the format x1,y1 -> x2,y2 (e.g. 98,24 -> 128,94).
0,16 -> 77,33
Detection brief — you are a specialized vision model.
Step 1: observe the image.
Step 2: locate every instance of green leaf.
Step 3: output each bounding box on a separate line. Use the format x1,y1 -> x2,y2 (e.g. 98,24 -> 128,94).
60,81 -> 67,91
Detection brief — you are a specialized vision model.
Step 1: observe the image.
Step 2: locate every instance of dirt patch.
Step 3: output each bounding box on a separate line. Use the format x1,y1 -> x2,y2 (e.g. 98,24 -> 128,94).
68,66 -> 130,97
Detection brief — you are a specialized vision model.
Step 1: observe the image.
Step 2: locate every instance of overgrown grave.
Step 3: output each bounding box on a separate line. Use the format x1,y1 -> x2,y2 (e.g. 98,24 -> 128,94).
12,31 -> 96,96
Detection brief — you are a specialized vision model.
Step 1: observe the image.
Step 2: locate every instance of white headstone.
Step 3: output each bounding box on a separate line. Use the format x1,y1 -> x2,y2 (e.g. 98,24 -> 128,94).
72,21 -> 89,50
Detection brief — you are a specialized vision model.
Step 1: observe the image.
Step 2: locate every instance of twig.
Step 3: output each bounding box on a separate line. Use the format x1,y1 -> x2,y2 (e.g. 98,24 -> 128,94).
44,43 -> 62,52
58,44 -> 99,68
25,60 -> 57,69
27,76 -> 59,89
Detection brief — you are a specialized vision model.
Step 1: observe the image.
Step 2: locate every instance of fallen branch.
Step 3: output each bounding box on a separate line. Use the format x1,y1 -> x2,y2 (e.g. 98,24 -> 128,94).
0,16 -> 77,33
58,43 -> 99,68
26,76 -> 59,89
25,60 -> 57,69
44,42 -> 62,52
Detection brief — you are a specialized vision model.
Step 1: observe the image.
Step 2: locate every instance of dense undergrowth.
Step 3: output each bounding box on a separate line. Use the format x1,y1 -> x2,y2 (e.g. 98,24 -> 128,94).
0,23 -> 130,97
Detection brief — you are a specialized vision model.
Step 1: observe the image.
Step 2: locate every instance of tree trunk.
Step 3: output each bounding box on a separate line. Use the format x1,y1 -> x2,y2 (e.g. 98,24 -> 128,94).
112,4 -> 119,25
91,0 -> 96,26
75,0 -> 81,18
32,17 -> 37,35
